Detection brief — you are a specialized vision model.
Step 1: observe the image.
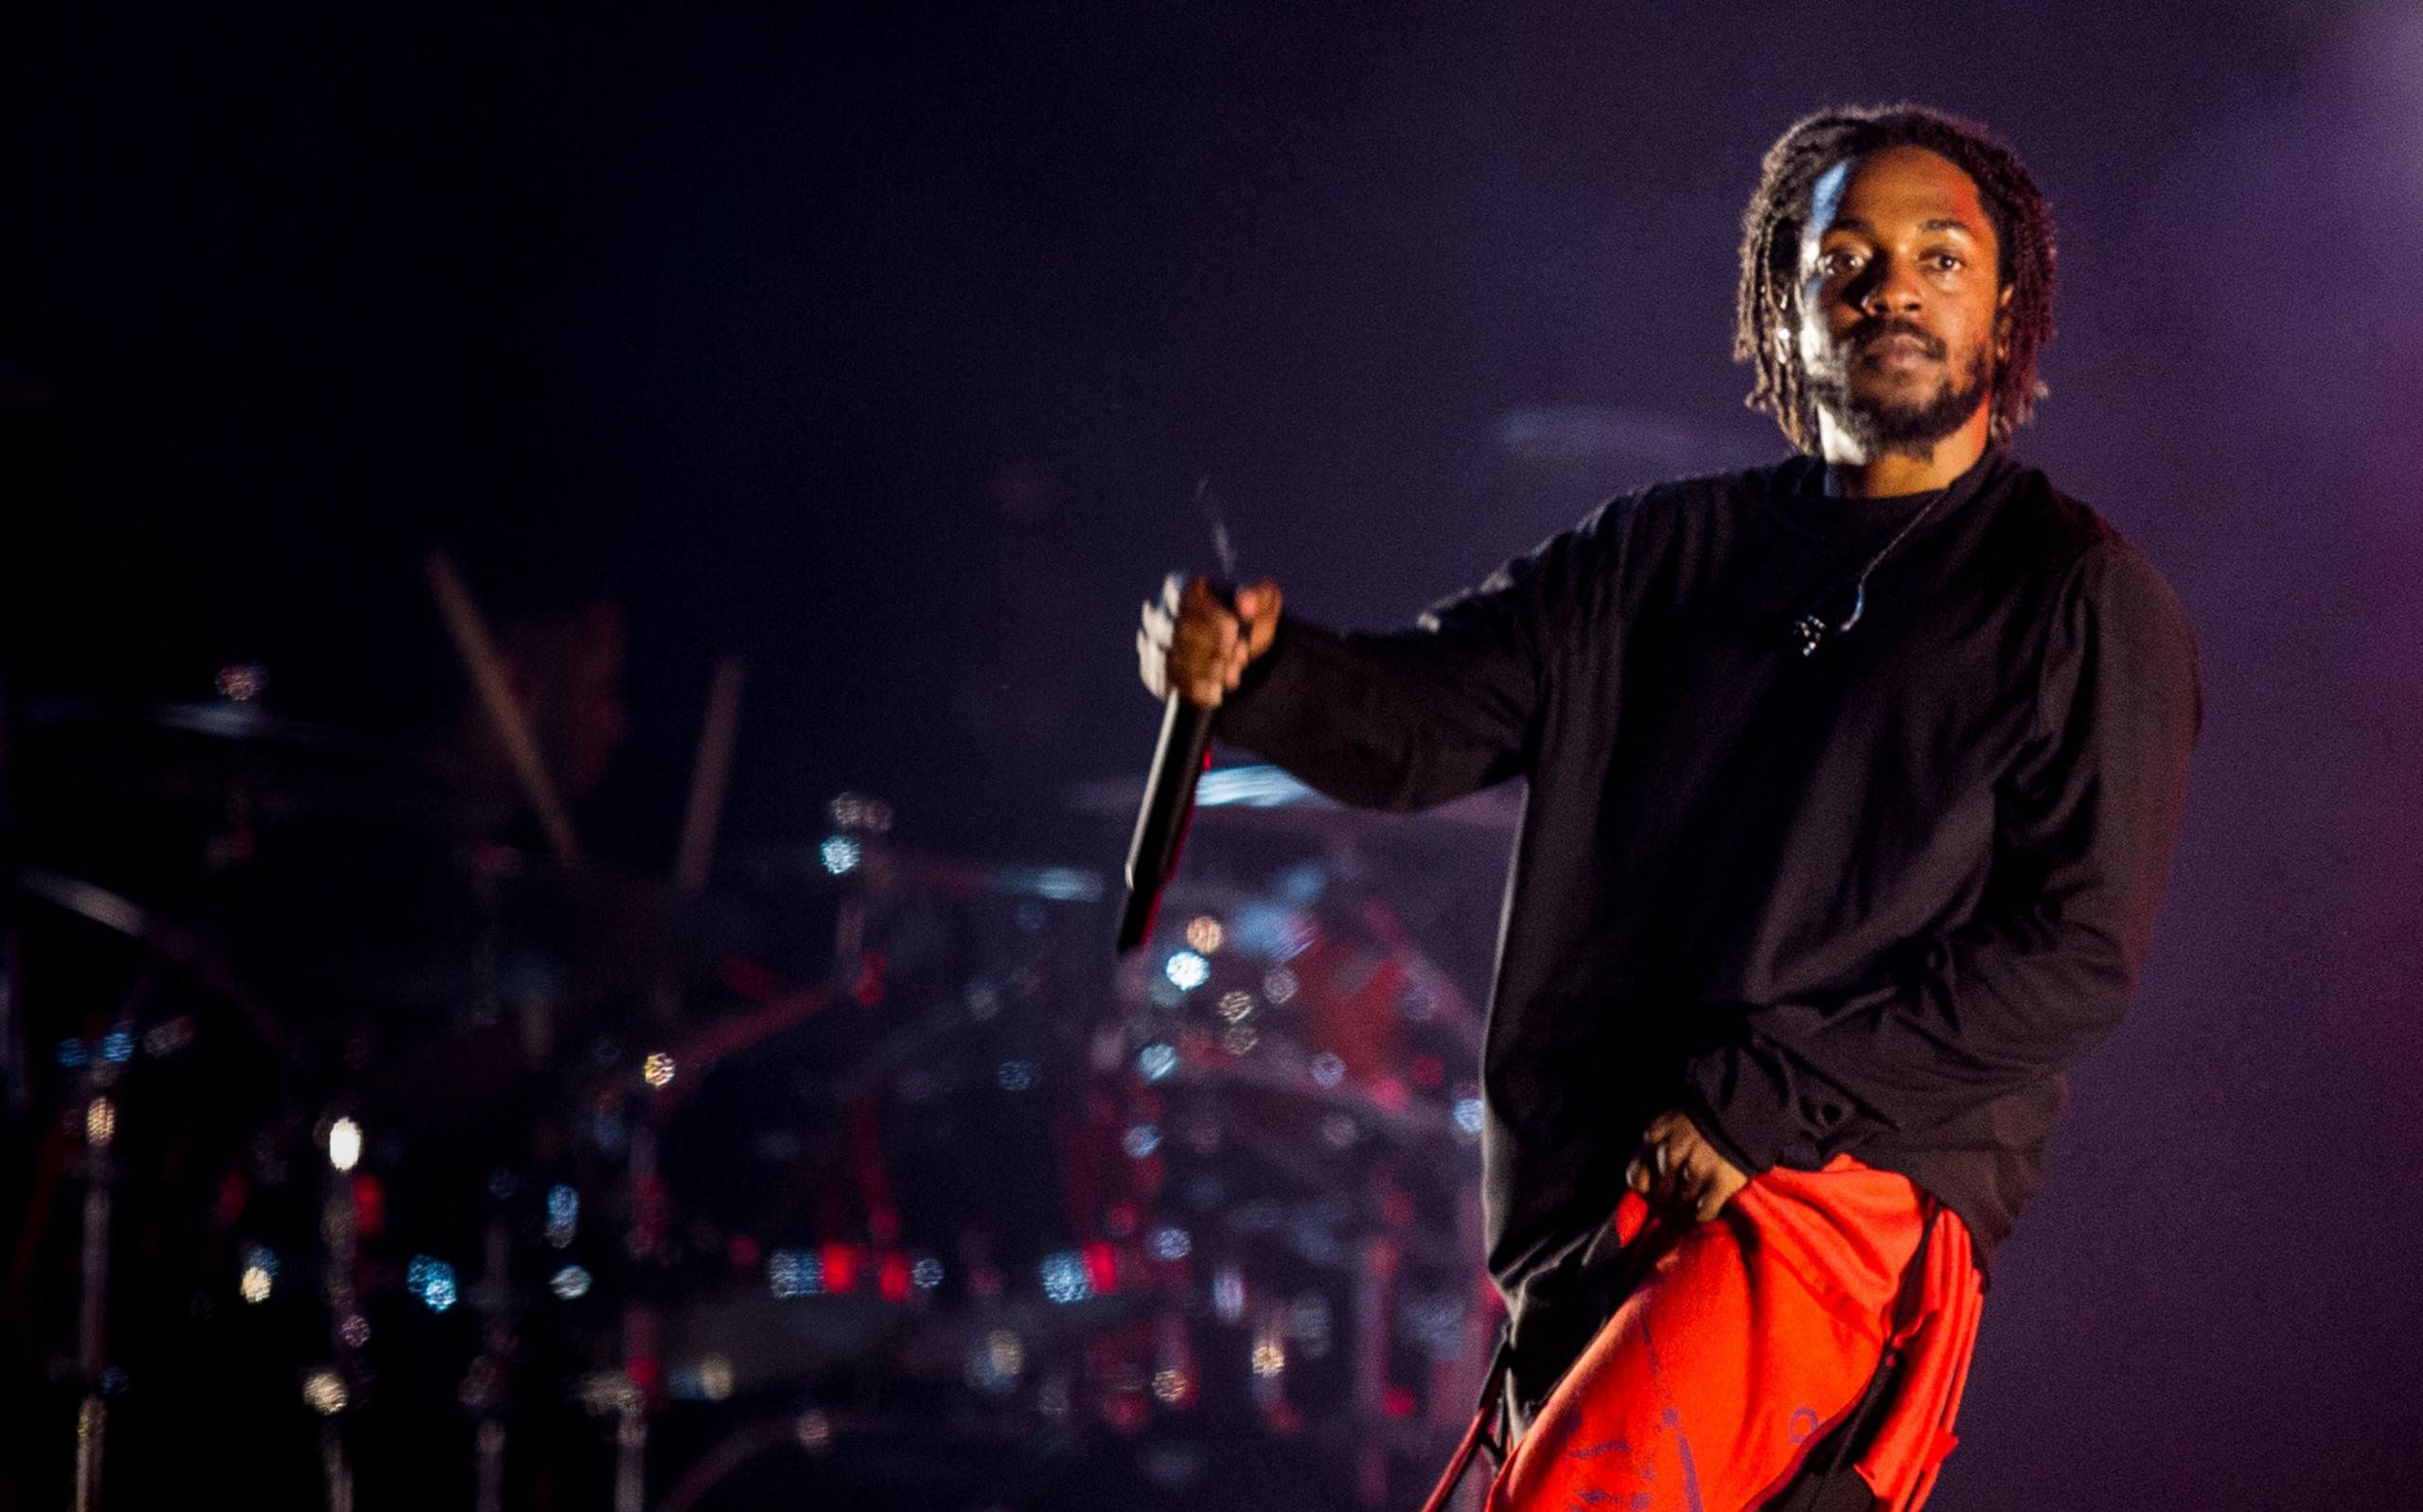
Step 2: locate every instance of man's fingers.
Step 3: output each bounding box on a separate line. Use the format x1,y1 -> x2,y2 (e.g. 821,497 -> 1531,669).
1234,579 -> 1282,634
1696,1168 -> 1747,1224
1627,1111 -> 1749,1225
1172,615 -> 1235,707
1137,626 -> 1168,699
1668,1154 -> 1700,1211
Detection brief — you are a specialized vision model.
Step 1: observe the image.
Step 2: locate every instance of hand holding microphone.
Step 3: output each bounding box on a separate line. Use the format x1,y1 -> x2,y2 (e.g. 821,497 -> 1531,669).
1135,572 -> 1283,706
1117,573 -> 1284,953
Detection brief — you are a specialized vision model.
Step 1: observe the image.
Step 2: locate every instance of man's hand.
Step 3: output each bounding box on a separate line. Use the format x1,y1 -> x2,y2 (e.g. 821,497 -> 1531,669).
1625,1109 -> 1751,1224
1138,573 -> 1282,707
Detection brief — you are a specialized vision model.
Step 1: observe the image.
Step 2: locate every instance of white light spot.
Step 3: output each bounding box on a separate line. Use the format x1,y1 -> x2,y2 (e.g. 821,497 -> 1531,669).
1122,1123 -> 1163,1158
550,1265 -> 592,1300
1137,1043 -> 1178,1082
1163,951 -> 1211,992
1152,1366 -> 1194,1405
1453,1097 -> 1485,1135
1212,1264 -> 1247,1323
1308,1052 -> 1346,1089
1039,1250 -> 1093,1305
327,1117 -> 362,1172
1148,1226 -> 1193,1260
302,1369 -> 348,1415
820,835 -> 862,875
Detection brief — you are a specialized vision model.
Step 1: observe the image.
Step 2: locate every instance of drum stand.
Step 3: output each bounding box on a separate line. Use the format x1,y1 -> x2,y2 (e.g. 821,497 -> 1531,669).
614,1115 -> 663,1512
469,1209 -> 514,1512
72,1084 -> 115,1512
67,980 -> 153,1512
311,1109 -> 368,1512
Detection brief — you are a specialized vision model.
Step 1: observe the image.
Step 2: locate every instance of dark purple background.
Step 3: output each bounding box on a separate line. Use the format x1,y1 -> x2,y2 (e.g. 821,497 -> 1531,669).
7,3 -> 2418,1507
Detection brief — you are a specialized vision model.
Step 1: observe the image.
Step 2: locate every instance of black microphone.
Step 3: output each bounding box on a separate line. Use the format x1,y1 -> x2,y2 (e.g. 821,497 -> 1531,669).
1116,579 -> 1232,954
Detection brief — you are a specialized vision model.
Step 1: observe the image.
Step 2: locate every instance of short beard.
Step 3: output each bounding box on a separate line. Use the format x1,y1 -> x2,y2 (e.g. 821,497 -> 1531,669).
1806,343 -> 1993,462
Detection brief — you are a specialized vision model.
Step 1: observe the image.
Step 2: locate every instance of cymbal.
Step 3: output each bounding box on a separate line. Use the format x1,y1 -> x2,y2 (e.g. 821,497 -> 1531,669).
1063,764 -> 1521,834
16,696 -> 351,747
727,842 -> 1108,905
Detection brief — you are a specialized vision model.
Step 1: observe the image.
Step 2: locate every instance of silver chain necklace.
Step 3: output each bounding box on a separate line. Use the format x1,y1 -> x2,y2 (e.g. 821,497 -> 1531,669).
1790,484 -> 1948,658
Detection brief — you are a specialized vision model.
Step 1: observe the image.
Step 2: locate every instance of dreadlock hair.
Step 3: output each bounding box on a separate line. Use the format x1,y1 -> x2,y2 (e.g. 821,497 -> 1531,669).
1734,103 -> 2058,452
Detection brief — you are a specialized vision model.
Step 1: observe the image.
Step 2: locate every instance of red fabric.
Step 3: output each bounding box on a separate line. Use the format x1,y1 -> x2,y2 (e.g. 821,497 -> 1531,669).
1487,1155 -> 1982,1512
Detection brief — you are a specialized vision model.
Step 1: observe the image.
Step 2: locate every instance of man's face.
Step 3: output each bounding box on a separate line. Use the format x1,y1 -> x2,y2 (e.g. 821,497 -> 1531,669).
1793,145 -> 2010,461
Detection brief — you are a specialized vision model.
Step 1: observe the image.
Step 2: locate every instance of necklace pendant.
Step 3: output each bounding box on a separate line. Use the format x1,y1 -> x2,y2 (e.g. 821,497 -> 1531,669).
1792,615 -> 1826,657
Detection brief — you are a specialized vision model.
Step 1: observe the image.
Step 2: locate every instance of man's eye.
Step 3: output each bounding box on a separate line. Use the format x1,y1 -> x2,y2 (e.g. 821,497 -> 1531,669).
1928,253 -> 1964,272
1820,250 -> 1864,274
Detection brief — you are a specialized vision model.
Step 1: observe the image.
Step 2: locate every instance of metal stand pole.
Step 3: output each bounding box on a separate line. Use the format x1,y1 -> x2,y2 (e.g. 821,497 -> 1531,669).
71,1038 -> 126,1512
317,1423 -> 354,1512
314,1115 -> 365,1512
471,1213 -> 512,1512
614,1119 -> 658,1512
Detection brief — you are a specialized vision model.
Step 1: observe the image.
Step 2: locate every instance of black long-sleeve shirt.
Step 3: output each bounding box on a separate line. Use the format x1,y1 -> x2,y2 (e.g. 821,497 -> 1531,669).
1214,446 -> 2200,1337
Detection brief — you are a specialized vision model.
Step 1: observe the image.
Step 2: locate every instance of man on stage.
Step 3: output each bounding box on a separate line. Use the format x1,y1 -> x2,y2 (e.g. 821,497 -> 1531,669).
1138,104 -> 2199,1510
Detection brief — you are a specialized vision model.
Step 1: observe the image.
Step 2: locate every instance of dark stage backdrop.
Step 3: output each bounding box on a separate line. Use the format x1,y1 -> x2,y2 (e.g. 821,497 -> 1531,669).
5,3 -> 2419,1508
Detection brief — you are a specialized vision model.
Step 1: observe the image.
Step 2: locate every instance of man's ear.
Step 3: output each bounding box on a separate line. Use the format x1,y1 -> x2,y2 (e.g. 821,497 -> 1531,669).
1994,283 -> 2015,360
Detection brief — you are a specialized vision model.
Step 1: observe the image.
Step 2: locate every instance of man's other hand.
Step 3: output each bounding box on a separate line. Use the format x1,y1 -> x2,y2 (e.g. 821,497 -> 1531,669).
1138,573 -> 1282,707
1625,1109 -> 1751,1224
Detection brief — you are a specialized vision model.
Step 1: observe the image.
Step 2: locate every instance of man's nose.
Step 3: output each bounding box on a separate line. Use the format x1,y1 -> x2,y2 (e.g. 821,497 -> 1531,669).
1855,255 -> 1924,315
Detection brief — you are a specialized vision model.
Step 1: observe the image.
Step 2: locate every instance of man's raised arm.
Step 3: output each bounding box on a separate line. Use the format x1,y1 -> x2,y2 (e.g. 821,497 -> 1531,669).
1136,506 -> 1616,815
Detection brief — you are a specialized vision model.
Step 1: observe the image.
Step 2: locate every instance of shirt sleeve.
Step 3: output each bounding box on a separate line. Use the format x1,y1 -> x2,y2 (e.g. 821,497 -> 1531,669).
1212,501 -> 1620,814
1680,538 -> 2203,1173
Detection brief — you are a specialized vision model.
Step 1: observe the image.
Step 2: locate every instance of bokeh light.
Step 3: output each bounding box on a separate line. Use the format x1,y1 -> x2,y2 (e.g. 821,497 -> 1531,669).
1163,951 -> 1211,992
327,1117 -> 362,1172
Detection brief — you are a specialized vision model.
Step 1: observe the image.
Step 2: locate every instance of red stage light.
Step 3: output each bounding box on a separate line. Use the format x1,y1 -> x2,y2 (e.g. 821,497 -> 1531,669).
352,1174 -> 386,1238
821,1242 -> 861,1293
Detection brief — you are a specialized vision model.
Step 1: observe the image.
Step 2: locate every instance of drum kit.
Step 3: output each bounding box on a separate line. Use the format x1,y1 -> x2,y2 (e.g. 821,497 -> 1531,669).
0,572 -> 1510,1511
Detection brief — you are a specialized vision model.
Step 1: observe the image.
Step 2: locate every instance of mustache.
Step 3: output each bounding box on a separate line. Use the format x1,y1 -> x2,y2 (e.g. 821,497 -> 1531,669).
1848,317 -> 1946,360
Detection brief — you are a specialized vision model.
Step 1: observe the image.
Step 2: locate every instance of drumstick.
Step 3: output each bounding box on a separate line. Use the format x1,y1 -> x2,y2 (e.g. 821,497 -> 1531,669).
672,655 -> 746,894
422,552 -> 583,866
